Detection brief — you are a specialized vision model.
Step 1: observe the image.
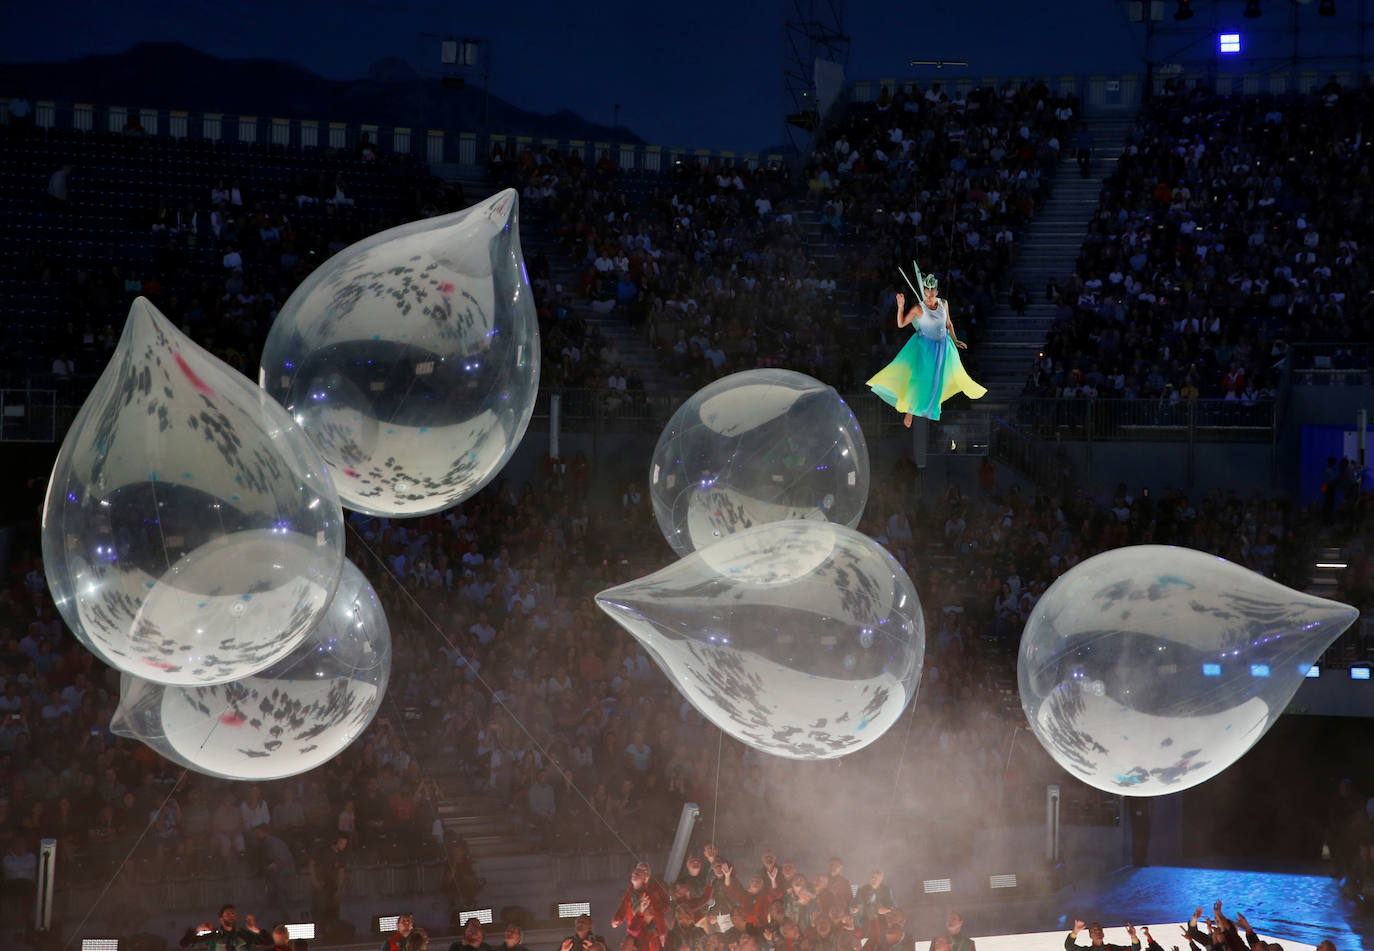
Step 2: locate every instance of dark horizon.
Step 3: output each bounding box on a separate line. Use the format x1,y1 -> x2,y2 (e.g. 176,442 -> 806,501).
0,0 -> 1153,152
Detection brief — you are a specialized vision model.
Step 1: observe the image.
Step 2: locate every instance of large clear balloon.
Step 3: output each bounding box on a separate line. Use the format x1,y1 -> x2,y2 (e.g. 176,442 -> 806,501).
260,188 -> 540,517
42,298 -> 345,686
649,370 -> 869,557
597,521 -> 922,759
111,558 -> 391,780
1018,545 -> 1358,795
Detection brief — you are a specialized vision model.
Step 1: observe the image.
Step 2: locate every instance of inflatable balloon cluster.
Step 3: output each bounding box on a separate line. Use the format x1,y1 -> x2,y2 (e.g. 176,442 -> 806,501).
648,369 -> 871,556
598,369 -> 924,760
111,559 -> 391,781
260,189 -> 539,517
1018,545 -> 1358,796
42,189 -> 540,779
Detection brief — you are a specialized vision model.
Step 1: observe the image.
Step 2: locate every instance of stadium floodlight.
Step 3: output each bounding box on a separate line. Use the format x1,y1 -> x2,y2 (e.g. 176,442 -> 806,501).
1218,33 -> 1241,54
1250,664 -> 1271,678
989,874 -> 1018,889
922,878 -> 952,894
558,902 -> 592,918
1351,667 -> 1370,680
1202,663 -> 1222,677
1306,665 -> 1321,678
284,925 -> 316,940
82,942 -> 118,951
1174,0 -> 1194,18
460,909 -> 494,926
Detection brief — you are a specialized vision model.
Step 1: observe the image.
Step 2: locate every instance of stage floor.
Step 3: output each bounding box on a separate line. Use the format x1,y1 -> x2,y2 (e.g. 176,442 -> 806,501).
1058,865 -> 1365,950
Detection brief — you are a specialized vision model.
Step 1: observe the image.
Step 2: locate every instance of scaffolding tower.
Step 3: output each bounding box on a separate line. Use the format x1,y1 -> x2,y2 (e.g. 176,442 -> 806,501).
783,0 -> 850,153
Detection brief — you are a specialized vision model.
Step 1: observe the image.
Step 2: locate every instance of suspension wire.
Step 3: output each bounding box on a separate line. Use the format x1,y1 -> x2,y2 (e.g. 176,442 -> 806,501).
63,769 -> 189,950
710,728 -> 723,846
879,689 -> 922,837
345,521 -> 646,864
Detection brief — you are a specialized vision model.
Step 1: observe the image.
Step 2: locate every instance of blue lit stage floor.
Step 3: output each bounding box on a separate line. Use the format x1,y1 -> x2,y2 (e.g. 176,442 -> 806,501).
1058,865 -> 1366,950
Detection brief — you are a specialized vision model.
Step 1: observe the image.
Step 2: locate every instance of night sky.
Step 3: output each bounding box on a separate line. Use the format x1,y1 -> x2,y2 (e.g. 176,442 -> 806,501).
2,0 -> 1142,149
2,0 -> 1366,150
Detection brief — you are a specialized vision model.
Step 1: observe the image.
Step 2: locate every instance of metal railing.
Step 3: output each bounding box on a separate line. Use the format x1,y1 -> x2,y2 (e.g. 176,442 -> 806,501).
990,415 -> 1076,489
1285,343 -> 1374,386
1,97 -> 779,174
1011,397 -> 1276,443
851,66 -> 1374,109
24,388 -> 1279,447
537,390 -> 1276,444
0,389 -> 59,442
1318,616 -> 1374,669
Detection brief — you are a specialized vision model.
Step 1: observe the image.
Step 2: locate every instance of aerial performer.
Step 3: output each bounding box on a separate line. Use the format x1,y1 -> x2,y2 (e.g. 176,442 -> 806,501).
867,263 -> 986,427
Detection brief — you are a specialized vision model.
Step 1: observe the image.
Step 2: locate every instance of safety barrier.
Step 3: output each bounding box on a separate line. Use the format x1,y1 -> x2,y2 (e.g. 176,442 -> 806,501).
0,98 -> 780,175
850,67 -> 1374,109
24,388 -> 1276,445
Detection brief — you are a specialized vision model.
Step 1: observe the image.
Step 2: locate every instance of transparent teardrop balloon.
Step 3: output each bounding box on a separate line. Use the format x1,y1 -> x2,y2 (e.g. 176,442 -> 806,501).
42,298 -> 345,686
260,188 -> 540,517
649,369 -> 869,557
1018,545 -> 1358,795
596,520 -> 923,760
111,557 -> 390,780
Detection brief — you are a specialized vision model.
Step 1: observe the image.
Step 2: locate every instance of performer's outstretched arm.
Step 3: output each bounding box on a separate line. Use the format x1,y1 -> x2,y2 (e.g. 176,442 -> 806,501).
944,303 -> 967,349
896,293 -> 915,328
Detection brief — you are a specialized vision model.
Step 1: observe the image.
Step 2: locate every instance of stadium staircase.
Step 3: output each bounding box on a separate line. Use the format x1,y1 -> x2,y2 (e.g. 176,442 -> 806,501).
512,188 -> 667,391
437,785 -> 562,914
978,111 -> 1139,401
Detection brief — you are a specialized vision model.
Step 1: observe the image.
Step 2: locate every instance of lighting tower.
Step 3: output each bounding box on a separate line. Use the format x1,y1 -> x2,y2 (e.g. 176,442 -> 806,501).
783,0 -> 850,152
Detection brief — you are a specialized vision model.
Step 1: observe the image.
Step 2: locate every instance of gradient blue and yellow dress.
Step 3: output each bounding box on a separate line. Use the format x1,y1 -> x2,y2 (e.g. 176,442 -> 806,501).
867,299 -> 986,421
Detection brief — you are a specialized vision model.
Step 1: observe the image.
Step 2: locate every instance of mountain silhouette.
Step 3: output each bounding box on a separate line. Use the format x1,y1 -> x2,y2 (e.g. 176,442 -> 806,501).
0,42 -> 641,142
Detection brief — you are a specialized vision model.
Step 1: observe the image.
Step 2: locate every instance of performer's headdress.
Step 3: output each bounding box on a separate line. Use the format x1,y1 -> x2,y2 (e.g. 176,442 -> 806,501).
898,260 -> 938,295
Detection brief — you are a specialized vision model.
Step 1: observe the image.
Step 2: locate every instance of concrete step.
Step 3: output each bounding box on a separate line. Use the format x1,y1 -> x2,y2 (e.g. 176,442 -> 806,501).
969,110 -> 1137,400
985,330 -> 1053,345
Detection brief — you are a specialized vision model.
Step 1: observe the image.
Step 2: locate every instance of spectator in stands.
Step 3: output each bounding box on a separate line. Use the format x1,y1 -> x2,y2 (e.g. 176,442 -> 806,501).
1034,81 -> 1374,401
528,766 -> 556,838
1074,125 -> 1094,177
211,792 -> 246,859
8,95 -> 33,132
2,834 -> 37,923
309,833 -> 350,928
45,164 -> 71,212
240,785 -> 270,832
252,824 -> 294,910
150,795 -> 184,863
443,839 -> 484,916
329,174 -> 356,208
273,786 -> 305,844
